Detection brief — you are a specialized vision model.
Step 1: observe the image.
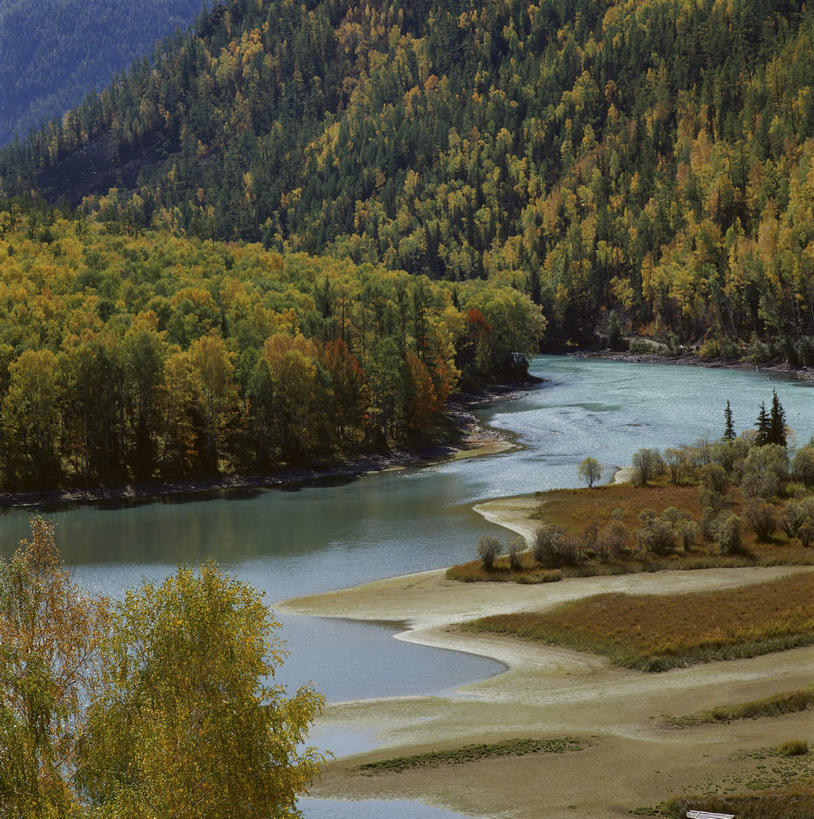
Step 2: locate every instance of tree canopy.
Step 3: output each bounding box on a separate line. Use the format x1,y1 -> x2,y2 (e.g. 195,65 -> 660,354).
0,518 -> 324,818
2,0 -> 814,353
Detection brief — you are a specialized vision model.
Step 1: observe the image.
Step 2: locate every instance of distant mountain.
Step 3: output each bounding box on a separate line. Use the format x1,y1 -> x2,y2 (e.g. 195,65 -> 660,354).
2,0 -> 814,351
0,0 -> 204,145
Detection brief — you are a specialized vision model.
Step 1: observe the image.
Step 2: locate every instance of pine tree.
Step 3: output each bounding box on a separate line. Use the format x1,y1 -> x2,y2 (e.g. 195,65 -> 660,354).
755,401 -> 770,446
723,400 -> 735,441
768,390 -> 787,446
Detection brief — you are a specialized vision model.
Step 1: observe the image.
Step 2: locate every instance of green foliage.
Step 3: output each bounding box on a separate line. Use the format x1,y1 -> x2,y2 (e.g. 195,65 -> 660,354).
724,400 -> 736,441
631,448 -> 664,487
0,520 -> 323,817
717,513 -> 744,555
577,457 -> 601,488
3,0 -> 814,353
0,517 -> 109,817
743,500 -> 777,542
78,563 -> 324,817
0,216 -> 545,489
356,737 -> 582,773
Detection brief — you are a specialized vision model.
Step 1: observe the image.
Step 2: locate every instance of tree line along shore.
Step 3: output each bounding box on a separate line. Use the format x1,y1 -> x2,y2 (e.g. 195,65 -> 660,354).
0,209 -> 543,493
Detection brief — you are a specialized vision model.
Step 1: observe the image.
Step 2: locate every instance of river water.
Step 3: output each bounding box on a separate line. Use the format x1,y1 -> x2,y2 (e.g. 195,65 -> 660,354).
1,356 -> 812,816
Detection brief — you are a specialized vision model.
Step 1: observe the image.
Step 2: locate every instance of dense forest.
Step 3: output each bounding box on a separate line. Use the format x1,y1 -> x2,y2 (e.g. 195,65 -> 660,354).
0,205 -> 543,489
2,0 -> 813,354
0,0 -> 203,145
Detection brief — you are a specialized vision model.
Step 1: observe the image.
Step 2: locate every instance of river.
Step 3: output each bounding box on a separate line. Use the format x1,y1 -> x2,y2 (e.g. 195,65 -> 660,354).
1,355 -> 812,817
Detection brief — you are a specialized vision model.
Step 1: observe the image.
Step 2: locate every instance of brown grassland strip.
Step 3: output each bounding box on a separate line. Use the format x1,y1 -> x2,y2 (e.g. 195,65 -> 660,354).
354,737 -> 583,774
662,787 -> 814,819
667,687 -> 814,727
462,572 -> 814,671
448,482 -> 814,583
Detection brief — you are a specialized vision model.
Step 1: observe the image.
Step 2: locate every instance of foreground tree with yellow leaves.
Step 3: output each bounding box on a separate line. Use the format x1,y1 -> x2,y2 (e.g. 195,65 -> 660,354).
0,519 -> 324,818
0,517 -> 109,816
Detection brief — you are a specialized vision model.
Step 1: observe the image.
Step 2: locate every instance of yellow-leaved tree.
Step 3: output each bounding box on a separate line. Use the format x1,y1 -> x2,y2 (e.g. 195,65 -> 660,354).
77,563 -> 324,817
0,519 -> 324,818
0,517 -> 109,817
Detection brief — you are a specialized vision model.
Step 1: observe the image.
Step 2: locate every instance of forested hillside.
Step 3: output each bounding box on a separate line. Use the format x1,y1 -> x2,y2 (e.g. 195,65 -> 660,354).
0,0 -> 203,145
0,205 -> 543,489
2,0 -> 813,353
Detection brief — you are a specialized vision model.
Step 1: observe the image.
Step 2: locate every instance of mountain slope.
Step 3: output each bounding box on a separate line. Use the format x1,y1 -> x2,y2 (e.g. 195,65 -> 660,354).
2,0 -> 813,351
0,0 -> 203,145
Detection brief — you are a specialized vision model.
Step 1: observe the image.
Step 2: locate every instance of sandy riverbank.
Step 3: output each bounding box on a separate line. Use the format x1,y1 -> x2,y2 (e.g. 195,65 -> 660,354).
283,564 -> 814,817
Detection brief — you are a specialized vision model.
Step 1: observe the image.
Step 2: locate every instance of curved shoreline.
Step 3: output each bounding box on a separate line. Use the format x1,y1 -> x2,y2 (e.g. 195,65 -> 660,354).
286,564 -> 814,817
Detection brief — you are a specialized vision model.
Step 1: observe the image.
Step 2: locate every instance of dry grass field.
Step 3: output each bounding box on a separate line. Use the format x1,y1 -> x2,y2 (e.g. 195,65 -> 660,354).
449,481 -> 814,582
463,571 -> 814,670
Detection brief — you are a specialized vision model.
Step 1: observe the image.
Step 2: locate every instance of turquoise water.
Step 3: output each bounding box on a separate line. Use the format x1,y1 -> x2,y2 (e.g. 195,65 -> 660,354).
2,355 -> 811,702
2,355 -> 811,818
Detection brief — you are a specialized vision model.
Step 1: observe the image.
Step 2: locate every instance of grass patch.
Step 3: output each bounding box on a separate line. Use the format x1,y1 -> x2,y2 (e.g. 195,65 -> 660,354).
463,572 -> 814,671
663,786 -> 814,818
668,688 -> 814,727
448,481 -> 814,584
779,740 -> 809,757
355,737 -> 583,774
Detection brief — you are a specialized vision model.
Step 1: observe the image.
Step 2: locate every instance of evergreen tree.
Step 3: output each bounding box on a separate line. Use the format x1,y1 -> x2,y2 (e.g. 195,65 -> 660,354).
768,390 -> 787,446
755,402 -> 770,446
723,400 -> 735,441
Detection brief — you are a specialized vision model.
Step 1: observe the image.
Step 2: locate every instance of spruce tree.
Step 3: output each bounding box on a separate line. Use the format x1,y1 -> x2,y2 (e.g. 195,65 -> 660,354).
755,402 -> 770,446
723,400 -> 735,441
768,390 -> 787,446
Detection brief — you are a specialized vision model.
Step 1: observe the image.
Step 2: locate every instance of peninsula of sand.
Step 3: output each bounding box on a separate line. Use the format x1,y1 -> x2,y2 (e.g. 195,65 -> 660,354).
281,494 -> 814,818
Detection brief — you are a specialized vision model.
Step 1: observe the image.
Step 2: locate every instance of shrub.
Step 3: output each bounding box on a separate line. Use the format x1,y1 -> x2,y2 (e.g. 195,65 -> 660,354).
700,507 -> 721,542
606,311 -> 625,350
663,448 -> 689,485
781,496 -> 814,541
743,501 -> 777,542
792,446 -> 814,487
700,462 -> 728,494
533,524 -> 563,566
711,437 -> 750,475
477,535 -> 503,570
507,536 -> 524,571
628,337 -> 653,354
741,469 -> 779,501
516,570 -> 562,584
557,534 -> 583,566
698,487 -> 728,513
631,448 -> 664,486
661,506 -> 686,526
799,521 -> 814,548
678,520 -> 698,551
717,514 -> 743,555
743,444 -> 789,486
777,739 -> 808,756
636,513 -> 677,556
597,521 -> 630,561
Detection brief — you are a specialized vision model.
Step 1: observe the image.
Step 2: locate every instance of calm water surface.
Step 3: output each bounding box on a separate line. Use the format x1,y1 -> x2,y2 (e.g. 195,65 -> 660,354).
2,356 -> 812,817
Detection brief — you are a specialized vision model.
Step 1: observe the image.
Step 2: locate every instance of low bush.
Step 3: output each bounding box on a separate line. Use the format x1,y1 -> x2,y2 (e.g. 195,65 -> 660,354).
744,500 -> 777,542
477,535 -> 503,570
507,536 -> 524,571
778,739 -> 808,757
516,570 -> 562,584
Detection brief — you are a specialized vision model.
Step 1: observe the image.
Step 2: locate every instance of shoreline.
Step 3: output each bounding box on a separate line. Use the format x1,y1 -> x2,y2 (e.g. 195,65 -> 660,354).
0,382 -> 534,511
285,564 -> 814,817
572,346 -> 814,381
